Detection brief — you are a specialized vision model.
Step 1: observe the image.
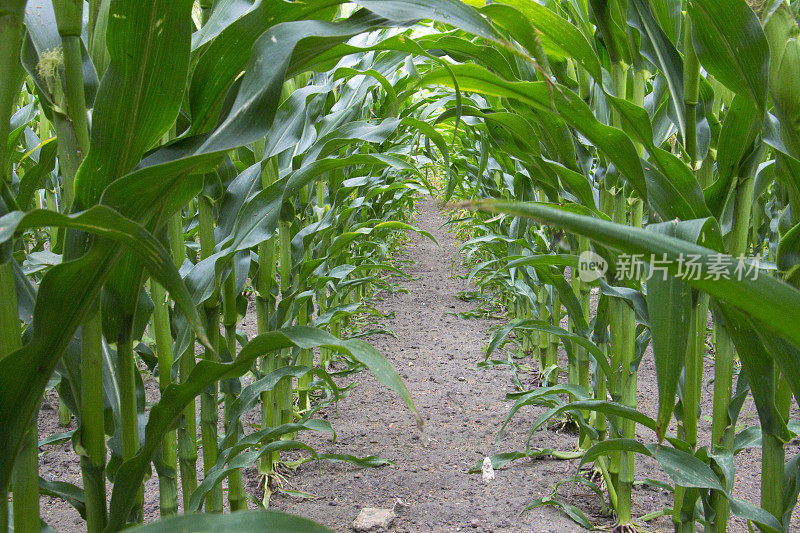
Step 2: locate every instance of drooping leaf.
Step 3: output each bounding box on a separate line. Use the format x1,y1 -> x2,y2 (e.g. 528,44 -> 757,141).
125,510 -> 332,533
646,222 -> 694,440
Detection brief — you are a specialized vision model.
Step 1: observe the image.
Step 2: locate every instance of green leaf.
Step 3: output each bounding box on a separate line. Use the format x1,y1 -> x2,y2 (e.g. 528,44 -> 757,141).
728,498 -> 784,533
189,440 -> 316,511
345,336 -> 423,428
125,510 -> 332,533
0,206 -> 205,344
532,400 -> 658,436
467,451 -> 528,473
38,477 -> 86,520
359,0 -> 501,43
580,439 -> 724,491
652,445 -> 724,490
628,0 -> 685,142
579,438 -> 653,469
188,0 -> 342,131
185,153 -> 420,304
73,0 -> 194,209
500,383 -> 591,436
524,496 -> 594,530
688,0 -> 770,111
486,318 -> 610,380
753,326 -> 800,417
467,449 -> 583,473
777,221 -> 800,277
589,0 -> 631,64
646,223 -> 693,440
604,95 -> 709,219
650,0 -> 683,44
315,454 -> 394,468
15,138 -> 57,210
706,95 -> 762,216
477,0 -> 602,80
782,453 -> 800,526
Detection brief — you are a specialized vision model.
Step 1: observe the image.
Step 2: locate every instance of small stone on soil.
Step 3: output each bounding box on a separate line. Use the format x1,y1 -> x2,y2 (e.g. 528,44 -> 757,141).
352,508 -> 396,531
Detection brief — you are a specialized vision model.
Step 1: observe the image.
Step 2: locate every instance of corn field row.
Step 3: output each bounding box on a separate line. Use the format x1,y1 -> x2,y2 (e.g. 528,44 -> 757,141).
2,0 -> 800,531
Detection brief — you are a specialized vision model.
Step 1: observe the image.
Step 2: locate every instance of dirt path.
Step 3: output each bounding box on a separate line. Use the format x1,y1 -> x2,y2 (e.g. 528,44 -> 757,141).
260,198 -> 597,532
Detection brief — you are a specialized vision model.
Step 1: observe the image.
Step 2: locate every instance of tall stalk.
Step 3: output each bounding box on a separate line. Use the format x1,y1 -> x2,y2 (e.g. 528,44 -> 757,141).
0,2 -> 30,531
316,179 -> 333,367
683,17 -> 700,168
674,309 -> 700,533
606,61 -> 631,523
53,0 -> 90,159
117,337 -> 143,521
221,267 -> 245,511
597,186 -> 614,455
79,310 -> 107,531
277,219 -> 294,428
606,59 -> 642,524
761,3 -> 800,525
670,17 -> 704,531
760,366 -> 784,522
190,5 -> 223,513
705,172 -> 755,531
571,236 -> 592,447
296,247 -> 314,411
0,263 -> 29,533
257,158 -> 278,481
0,1 -> 26,185
547,293 -> 561,387
616,196 -> 640,527
197,194 -> 222,512
171,214 -> 198,509
151,279 -> 179,516
537,285 -> 550,375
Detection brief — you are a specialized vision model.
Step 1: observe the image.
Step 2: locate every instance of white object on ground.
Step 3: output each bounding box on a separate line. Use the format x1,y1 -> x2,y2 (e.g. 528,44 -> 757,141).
481,456 -> 495,482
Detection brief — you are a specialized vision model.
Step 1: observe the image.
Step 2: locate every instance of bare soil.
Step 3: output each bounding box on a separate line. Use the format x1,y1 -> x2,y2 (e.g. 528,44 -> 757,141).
36,197 -> 800,532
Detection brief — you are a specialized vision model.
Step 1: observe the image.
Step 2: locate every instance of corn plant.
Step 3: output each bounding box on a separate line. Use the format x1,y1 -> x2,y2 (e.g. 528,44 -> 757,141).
0,1 -> 506,531
420,0 -> 800,531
